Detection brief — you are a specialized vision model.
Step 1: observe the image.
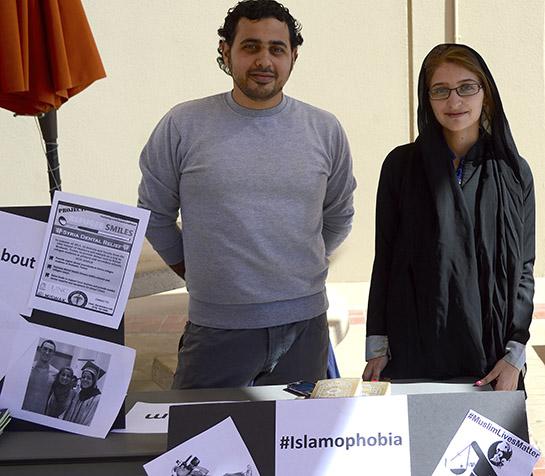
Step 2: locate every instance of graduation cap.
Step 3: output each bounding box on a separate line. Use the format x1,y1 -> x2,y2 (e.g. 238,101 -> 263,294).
80,361 -> 106,382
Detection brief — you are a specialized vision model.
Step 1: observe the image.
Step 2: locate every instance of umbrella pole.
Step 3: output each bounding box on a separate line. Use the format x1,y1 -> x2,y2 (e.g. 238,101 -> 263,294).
38,109 -> 62,202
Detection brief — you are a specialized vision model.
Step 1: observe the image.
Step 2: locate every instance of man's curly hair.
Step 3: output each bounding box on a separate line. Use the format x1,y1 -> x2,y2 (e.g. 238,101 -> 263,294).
217,0 -> 303,75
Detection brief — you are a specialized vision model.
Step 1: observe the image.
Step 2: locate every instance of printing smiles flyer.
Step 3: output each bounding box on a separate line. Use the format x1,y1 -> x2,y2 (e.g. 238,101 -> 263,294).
28,192 -> 149,329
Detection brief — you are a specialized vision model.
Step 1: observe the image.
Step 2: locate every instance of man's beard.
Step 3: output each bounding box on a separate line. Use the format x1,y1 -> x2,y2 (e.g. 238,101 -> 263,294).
229,60 -> 294,103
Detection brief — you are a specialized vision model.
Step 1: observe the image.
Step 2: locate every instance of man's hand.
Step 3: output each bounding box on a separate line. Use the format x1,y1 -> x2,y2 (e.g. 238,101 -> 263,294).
475,358 -> 520,391
169,261 -> 186,280
362,356 -> 388,381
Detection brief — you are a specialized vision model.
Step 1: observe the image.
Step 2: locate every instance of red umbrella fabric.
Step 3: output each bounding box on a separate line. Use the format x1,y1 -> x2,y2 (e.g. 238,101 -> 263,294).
0,0 -> 106,115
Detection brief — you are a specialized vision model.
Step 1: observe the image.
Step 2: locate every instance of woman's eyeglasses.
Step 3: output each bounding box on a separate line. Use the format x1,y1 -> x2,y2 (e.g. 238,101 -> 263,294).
428,83 -> 482,100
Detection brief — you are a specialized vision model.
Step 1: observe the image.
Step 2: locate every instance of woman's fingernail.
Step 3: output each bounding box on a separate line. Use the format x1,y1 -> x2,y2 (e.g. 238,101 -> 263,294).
371,378 -> 378,382
475,380 -> 482,386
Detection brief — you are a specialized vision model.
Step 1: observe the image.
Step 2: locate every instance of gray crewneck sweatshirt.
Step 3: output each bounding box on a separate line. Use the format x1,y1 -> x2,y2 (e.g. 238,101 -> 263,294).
138,92 -> 356,329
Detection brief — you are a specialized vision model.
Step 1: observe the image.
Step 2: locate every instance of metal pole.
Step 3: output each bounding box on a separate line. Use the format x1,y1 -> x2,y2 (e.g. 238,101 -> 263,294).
38,109 -> 61,202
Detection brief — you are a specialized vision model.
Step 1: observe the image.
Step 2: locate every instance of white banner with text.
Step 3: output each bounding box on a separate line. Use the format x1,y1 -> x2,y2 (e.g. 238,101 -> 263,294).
275,396 -> 410,475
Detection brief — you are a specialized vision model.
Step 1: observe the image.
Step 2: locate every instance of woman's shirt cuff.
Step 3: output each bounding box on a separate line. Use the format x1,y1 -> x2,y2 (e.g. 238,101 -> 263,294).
366,335 -> 389,361
503,340 -> 526,370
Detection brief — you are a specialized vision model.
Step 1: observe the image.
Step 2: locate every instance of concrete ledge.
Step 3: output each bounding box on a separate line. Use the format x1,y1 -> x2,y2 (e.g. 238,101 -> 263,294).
130,239 -> 184,299
152,354 -> 177,390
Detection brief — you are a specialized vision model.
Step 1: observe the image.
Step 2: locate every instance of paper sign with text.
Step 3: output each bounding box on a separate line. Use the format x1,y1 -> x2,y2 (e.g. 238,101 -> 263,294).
0,299 -> 39,380
275,395 -> 410,475
28,192 -> 149,329
433,409 -> 540,475
0,211 -> 46,316
112,401 -> 225,434
113,401 -> 175,434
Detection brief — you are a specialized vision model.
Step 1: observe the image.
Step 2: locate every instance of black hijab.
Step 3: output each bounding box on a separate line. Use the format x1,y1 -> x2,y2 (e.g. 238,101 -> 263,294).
417,44 -> 524,183
78,369 -> 101,401
408,44 -> 531,376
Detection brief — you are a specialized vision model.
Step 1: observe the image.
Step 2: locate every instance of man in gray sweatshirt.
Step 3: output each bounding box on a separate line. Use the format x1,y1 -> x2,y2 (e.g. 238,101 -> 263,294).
138,0 -> 356,389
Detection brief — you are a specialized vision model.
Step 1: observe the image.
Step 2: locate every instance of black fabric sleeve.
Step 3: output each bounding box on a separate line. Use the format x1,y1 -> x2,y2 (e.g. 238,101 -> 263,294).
510,159 -> 535,344
366,147 -> 405,337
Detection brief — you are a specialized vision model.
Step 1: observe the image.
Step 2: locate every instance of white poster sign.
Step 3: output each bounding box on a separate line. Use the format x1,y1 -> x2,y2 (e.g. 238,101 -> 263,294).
113,400 -> 234,434
433,409 -> 541,475
114,402 -> 183,434
0,299 -> 39,380
0,211 -> 46,316
115,401 -> 174,434
28,192 -> 150,329
0,323 -> 135,438
275,395 -> 410,475
144,417 -> 260,476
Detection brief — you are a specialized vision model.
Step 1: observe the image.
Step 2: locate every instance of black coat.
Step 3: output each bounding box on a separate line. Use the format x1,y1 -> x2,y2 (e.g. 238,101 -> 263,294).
366,44 -> 535,380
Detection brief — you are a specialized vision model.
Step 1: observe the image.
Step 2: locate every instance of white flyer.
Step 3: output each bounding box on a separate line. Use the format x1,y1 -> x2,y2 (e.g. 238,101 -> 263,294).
433,409 -> 541,475
113,400 -> 234,434
144,416 -> 260,476
0,211 -> 47,316
0,298 -> 39,380
275,395 -> 411,475
28,192 -> 150,329
0,323 -> 135,439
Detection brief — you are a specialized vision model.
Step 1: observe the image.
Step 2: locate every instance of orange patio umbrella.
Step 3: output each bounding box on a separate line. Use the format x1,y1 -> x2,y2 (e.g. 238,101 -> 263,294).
0,0 -> 106,200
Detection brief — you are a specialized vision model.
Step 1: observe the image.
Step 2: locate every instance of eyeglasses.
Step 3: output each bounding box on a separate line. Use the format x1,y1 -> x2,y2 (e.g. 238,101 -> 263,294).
428,83 -> 483,100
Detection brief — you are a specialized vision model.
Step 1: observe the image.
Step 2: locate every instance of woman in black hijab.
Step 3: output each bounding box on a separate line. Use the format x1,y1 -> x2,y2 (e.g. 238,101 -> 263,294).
44,367 -> 75,417
63,363 -> 103,425
362,44 -> 535,390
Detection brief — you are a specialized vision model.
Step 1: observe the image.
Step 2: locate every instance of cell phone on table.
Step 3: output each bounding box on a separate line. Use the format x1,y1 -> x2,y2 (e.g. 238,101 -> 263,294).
283,380 -> 316,398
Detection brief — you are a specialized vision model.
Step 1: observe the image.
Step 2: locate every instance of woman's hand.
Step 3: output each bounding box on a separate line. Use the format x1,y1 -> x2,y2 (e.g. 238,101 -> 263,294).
362,356 -> 388,381
475,358 -> 520,391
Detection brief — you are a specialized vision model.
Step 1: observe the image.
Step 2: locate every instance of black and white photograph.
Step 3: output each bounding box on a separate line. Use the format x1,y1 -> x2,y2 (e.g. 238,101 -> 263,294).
144,417 -> 260,476
171,454 -> 254,476
171,455 -> 210,476
21,338 -> 110,426
0,323 -> 135,438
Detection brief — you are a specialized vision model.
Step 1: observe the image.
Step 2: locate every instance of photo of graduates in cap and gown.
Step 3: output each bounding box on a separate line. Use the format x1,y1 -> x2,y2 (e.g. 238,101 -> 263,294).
21,338 -> 110,426
62,361 -> 105,426
0,323 -> 134,438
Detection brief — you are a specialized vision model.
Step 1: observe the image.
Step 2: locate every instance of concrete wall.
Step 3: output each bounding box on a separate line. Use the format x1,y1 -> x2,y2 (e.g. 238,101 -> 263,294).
1,1 -> 543,279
